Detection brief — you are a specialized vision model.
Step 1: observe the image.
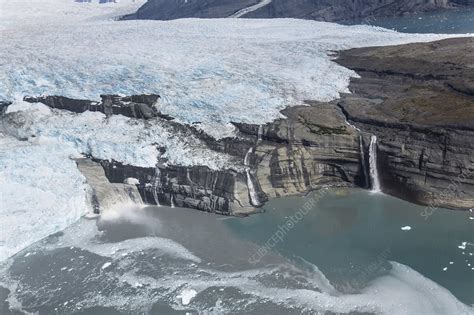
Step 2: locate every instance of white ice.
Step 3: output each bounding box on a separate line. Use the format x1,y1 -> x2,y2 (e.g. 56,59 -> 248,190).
0,133 -> 90,262
177,289 -> 197,306
0,0 -> 462,139
2,100 -> 235,170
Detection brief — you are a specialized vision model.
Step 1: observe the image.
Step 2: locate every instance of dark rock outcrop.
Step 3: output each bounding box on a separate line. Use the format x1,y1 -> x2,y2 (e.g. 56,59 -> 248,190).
23,94 -> 173,121
124,0 -> 469,22
245,0 -> 454,21
123,0 -> 259,20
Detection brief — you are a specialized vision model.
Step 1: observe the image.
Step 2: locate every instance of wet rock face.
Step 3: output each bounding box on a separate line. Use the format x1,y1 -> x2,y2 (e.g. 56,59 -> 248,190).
95,160 -> 255,216
244,104 -> 367,200
75,159 -> 143,214
335,37 -> 474,210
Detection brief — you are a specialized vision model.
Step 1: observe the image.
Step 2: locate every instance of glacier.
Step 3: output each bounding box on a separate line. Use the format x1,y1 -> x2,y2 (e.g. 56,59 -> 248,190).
0,0 -> 460,138
0,133 -> 90,262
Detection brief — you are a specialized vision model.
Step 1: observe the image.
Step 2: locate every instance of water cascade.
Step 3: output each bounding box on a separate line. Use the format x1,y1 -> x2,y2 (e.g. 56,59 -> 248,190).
244,147 -> 260,207
369,135 -> 381,193
257,125 -> 264,143
170,194 -> 176,208
152,167 -> 161,206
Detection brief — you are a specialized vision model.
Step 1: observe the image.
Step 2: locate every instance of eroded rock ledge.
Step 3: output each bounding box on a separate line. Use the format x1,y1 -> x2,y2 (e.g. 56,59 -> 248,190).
10,37 -> 474,214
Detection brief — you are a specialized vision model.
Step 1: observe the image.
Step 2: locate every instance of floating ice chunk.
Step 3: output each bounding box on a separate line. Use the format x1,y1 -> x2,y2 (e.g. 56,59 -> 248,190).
401,226 -> 412,231
178,289 -> 197,306
101,262 -> 112,270
443,267 -> 448,271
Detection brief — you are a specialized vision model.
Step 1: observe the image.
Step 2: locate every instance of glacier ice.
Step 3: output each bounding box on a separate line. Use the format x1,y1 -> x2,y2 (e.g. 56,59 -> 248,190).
2,100 -> 236,170
0,133 -> 90,262
0,0 -> 462,138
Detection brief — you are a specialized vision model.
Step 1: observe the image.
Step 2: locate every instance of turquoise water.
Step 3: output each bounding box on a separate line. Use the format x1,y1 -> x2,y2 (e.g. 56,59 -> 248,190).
226,189 -> 474,305
347,9 -> 474,33
1,189 -> 472,314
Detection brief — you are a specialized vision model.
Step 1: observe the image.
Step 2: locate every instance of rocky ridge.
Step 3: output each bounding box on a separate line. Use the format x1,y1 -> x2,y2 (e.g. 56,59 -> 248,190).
124,0 -> 471,22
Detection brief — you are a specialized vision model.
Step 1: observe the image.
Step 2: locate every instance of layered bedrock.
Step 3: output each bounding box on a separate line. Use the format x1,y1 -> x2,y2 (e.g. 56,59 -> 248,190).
335,37 -> 474,210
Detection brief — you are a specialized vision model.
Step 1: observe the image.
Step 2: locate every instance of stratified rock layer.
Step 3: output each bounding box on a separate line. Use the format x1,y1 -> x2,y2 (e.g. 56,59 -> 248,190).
336,37 -> 474,210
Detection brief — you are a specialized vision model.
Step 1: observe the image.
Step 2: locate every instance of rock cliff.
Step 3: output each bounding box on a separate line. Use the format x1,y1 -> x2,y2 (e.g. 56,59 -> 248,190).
335,37 -> 474,210
20,93 -> 366,216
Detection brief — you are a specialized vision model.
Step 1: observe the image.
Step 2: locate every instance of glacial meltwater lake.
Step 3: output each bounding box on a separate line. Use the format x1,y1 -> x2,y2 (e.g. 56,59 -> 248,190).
1,189 -> 473,314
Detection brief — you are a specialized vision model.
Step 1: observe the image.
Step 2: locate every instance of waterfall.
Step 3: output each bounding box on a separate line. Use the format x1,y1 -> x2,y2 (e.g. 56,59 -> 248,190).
369,135 -> 381,193
359,135 -> 369,188
152,167 -> 161,206
170,194 -> 176,208
244,147 -> 260,207
257,125 -> 263,143
76,159 -> 143,214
